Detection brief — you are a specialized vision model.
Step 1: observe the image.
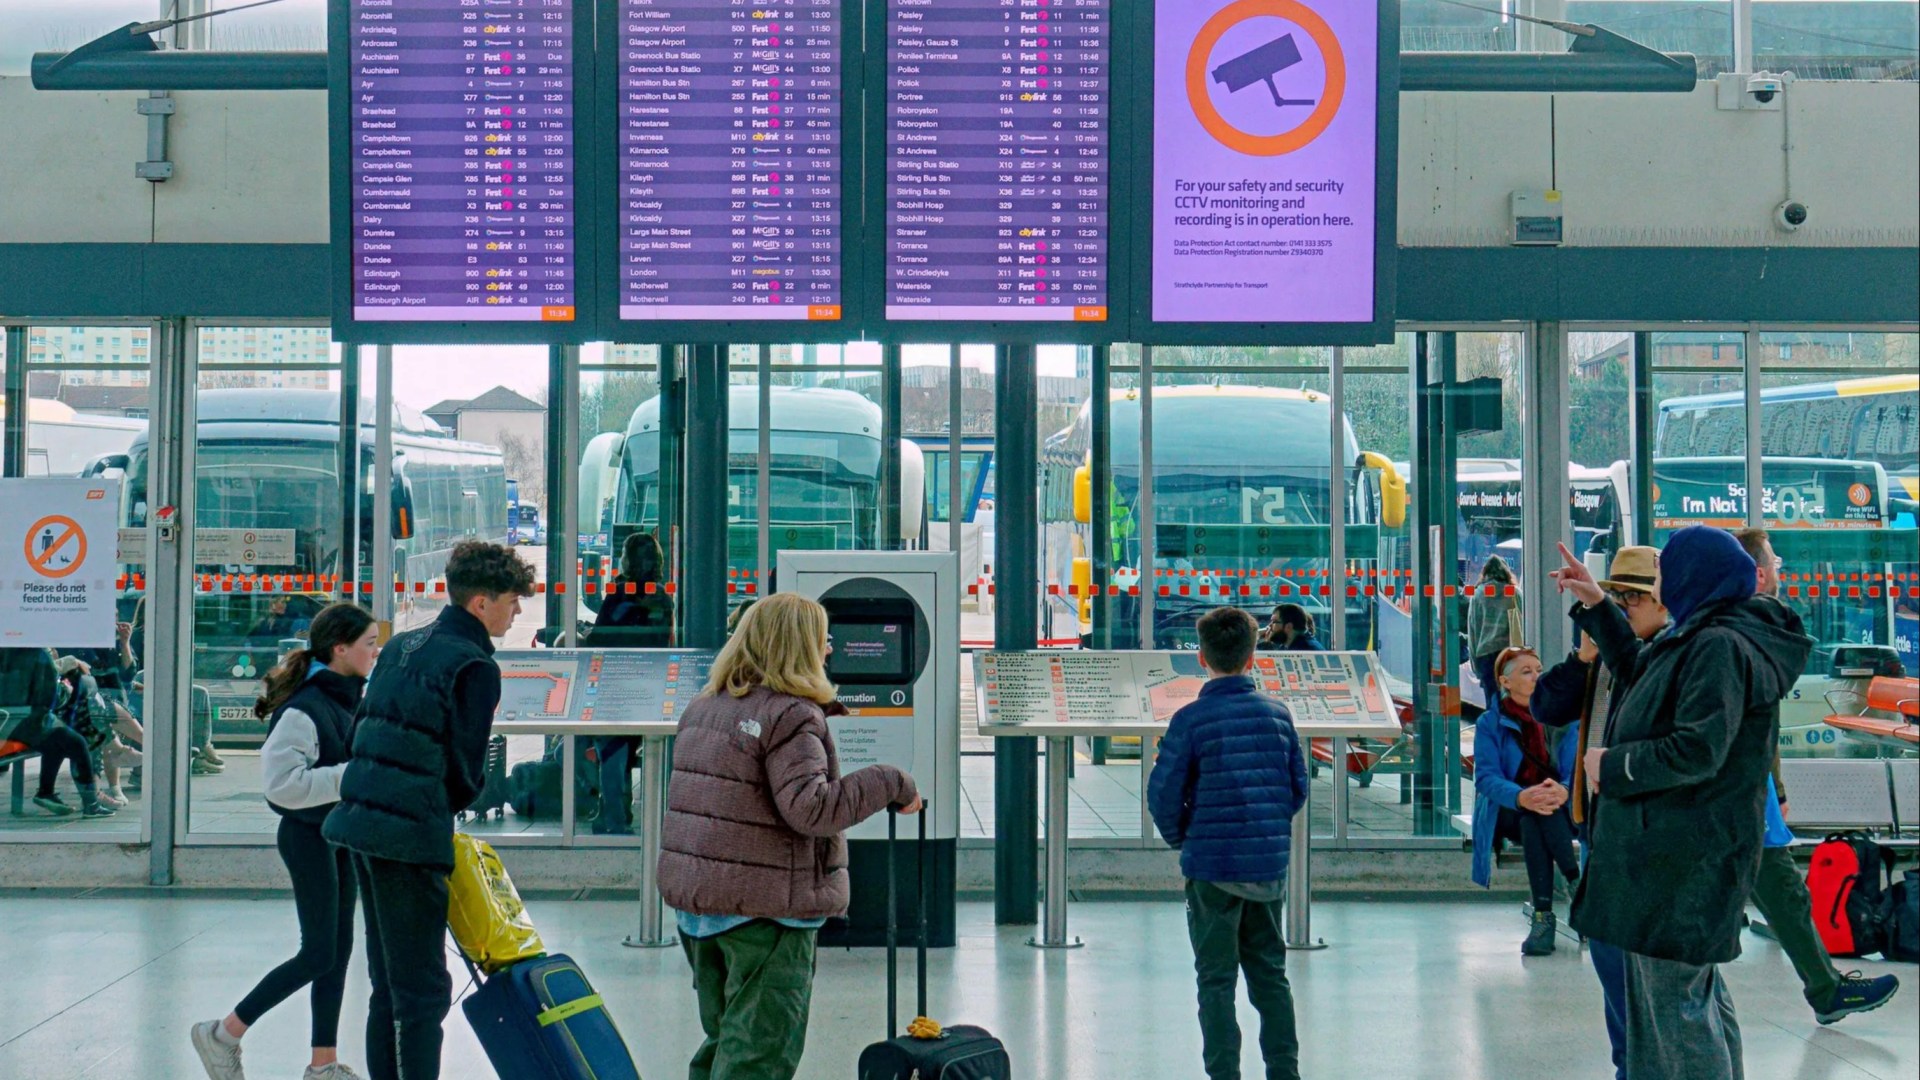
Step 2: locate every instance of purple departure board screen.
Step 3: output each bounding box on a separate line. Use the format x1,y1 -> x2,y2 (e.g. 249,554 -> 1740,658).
345,0 -> 579,324
616,0 -> 845,322
883,0 -> 1111,324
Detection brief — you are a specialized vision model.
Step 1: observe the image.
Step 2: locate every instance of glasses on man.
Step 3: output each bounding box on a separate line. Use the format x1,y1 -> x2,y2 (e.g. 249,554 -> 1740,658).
1607,590 -> 1649,607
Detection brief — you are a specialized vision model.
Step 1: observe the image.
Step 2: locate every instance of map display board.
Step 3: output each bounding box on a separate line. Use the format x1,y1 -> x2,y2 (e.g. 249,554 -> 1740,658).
974,649 -> 1399,735
876,0 -> 1114,335
494,648 -> 716,724
1138,0 -> 1395,344
608,0 -> 852,335
330,0 -> 593,341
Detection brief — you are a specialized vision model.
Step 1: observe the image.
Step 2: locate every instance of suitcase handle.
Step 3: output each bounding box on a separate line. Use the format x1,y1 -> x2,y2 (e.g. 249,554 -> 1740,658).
884,807 -> 930,1039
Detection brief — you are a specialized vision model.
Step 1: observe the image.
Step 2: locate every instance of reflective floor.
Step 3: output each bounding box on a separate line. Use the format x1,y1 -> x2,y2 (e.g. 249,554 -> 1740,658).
0,895 -> 1910,1079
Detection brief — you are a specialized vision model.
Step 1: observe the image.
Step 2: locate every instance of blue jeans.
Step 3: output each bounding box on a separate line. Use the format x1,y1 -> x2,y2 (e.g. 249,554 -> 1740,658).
1581,827 -> 1627,1079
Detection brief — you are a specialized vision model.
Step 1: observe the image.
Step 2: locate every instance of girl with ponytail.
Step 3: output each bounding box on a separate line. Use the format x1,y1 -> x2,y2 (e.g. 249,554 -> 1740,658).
192,602 -> 379,1080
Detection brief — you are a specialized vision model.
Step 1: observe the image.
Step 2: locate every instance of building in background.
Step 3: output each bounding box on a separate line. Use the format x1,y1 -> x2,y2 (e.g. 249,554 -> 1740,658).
425,386 -> 549,512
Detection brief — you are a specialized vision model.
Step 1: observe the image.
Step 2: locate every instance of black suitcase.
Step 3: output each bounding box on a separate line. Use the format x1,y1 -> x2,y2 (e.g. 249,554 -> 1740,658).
856,810 -> 1011,1080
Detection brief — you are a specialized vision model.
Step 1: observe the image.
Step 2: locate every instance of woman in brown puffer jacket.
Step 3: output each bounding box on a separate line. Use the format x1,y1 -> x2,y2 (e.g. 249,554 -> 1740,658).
658,592 -> 922,1080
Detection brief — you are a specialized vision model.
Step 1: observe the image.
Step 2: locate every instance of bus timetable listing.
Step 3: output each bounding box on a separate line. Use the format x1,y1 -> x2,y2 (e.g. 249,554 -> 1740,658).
617,0 -> 845,322
884,0 -> 1111,323
349,0 -> 579,323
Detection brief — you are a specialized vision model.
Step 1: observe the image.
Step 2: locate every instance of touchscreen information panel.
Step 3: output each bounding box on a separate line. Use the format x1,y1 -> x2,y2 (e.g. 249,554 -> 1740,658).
343,0 -> 581,324
882,0 -> 1111,323
615,0 -> 846,321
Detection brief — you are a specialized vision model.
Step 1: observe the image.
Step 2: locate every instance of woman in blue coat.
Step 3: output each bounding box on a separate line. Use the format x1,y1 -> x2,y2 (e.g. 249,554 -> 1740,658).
1472,645 -> 1581,956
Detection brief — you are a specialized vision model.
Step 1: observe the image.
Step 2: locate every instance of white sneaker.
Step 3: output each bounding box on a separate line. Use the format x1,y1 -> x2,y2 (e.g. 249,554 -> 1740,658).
304,1065 -> 364,1080
190,1019 -> 246,1080
99,788 -> 129,809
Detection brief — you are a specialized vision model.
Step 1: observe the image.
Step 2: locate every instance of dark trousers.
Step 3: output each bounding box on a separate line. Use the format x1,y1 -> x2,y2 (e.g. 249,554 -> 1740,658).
353,854 -> 453,1080
1625,952 -> 1742,1080
1185,879 -> 1299,1080
593,737 -> 635,834
1590,938 -> 1630,1080
682,920 -> 817,1080
1749,845 -> 1843,1006
234,818 -> 356,1047
1473,653 -> 1501,707
1493,805 -> 1580,910
24,724 -> 93,795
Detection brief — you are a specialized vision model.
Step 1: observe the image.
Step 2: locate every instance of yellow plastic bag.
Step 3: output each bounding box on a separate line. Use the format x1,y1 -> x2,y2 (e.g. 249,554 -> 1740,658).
448,833 -> 545,974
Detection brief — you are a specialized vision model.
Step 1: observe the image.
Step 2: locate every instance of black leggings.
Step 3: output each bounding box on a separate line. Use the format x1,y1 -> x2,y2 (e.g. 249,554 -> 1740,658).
1495,805 -> 1580,911
25,725 -> 93,796
234,817 -> 357,1047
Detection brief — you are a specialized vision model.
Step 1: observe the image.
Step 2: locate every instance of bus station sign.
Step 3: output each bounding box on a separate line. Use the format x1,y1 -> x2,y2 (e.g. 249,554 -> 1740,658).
116,528 -> 297,566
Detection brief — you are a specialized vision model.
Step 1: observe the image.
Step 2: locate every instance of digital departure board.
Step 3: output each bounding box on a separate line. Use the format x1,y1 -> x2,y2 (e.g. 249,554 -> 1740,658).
880,0 -> 1112,326
612,0 -> 849,327
330,0 -> 591,339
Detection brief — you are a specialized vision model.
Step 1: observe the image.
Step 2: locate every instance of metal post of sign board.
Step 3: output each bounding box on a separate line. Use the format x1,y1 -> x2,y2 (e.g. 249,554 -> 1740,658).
1031,735 -> 1084,949
148,318 -> 197,882
626,733 -> 676,948
372,345 -> 394,626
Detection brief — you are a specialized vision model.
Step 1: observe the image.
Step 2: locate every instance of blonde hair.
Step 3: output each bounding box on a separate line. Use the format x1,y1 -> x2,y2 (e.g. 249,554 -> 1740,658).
703,592 -> 836,704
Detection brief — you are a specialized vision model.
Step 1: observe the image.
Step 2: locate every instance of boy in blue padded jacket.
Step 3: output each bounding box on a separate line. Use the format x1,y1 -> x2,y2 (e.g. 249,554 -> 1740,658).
1149,606 -> 1311,1080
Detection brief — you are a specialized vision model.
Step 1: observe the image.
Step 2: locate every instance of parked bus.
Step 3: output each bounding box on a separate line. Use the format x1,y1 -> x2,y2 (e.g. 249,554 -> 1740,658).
0,397 -> 144,476
113,389 -> 508,744
908,433 -> 994,588
577,386 -> 924,600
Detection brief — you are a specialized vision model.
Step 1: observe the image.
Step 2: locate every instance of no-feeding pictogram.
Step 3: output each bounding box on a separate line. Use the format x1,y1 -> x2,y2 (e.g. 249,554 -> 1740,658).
25,514 -> 88,579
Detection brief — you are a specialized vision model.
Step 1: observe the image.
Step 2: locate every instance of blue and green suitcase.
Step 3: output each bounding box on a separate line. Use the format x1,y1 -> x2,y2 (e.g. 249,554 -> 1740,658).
463,952 -> 642,1080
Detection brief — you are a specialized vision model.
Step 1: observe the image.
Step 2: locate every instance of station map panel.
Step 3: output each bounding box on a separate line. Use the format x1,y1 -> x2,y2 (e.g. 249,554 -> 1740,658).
881,0 -> 1111,323
974,650 -> 1397,733
615,0 -> 846,322
494,648 -> 717,724
341,0 -> 583,325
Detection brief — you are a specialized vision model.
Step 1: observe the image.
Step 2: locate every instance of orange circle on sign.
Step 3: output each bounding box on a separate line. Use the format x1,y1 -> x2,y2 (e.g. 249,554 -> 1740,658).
1848,483 -> 1871,507
24,514 -> 87,579
1186,0 -> 1347,157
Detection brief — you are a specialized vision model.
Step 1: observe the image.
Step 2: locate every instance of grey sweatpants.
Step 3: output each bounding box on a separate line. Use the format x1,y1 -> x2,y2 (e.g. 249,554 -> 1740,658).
1625,952 -> 1743,1080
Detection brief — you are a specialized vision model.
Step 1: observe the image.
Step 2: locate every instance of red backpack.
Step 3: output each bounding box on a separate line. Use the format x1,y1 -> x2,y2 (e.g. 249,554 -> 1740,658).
1807,834 -> 1892,958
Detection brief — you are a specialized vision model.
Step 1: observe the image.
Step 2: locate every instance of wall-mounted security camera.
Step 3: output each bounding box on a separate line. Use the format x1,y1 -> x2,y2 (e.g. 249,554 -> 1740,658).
1746,74 -> 1785,104
1774,200 -> 1809,232
1716,69 -> 1792,110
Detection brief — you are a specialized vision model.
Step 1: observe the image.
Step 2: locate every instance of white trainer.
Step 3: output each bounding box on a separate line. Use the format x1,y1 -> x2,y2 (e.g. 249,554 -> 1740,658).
304,1064 -> 365,1080
189,1019 -> 246,1080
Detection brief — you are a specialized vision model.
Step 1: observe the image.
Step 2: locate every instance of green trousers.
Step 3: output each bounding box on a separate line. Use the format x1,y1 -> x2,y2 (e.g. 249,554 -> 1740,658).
1749,845 -> 1842,1007
682,920 -> 818,1080
1186,879 -> 1300,1080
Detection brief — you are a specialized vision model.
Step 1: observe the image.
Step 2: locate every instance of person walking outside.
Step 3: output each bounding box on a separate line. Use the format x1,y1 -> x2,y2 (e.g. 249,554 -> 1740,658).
192,603 -> 380,1080
1467,555 -> 1520,705
1537,544 -> 1668,1079
324,541 -> 534,1080
1569,526 -> 1811,1080
1470,645 -> 1580,956
1730,527 -> 1899,1024
657,592 -> 921,1080
1148,607 -> 1310,1080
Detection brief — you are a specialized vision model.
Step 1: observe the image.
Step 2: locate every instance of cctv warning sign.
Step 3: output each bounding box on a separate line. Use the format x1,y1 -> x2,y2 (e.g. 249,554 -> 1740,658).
0,479 -> 119,647
1152,0 -> 1382,326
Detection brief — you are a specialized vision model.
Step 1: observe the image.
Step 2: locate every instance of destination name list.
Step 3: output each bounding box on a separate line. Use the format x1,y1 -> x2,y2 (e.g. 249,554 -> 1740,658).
884,0 -> 1110,322
618,0 -> 844,321
350,0 -> 578,322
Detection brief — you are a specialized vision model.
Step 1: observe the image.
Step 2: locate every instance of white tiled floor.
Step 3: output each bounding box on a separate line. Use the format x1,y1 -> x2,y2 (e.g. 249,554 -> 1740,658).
0,893 -> 1910,1080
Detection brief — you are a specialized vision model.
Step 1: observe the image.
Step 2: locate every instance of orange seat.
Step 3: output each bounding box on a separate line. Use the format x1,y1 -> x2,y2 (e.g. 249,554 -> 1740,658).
1865,676 -> 1919,719
0,740 -> 29,758
1824,714 -> 1920,745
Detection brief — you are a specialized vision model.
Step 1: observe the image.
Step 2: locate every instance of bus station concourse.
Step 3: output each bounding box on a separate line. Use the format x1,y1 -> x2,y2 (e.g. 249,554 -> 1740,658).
0,2 -> 1916,1078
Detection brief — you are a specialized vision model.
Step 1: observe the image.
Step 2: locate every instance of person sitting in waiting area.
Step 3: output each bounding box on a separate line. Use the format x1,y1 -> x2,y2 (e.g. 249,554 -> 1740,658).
587,531 -> 675,834
1148,607 -> 1309,1080
1258,603 -> 1324,652
0,647 -> 116,818
1471,645 -> 1580,956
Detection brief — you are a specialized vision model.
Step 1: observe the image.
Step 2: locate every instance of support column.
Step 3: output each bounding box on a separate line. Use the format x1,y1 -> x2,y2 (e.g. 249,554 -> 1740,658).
994,343 -> 1039,925
1731,0 -> 1755,72
1744,328 -> 1764,528
2,327 -> 26,474
372,346 -> 394,627
1522,323 -> 1571,663
339,348 -> 362,591
684,344 -> 729,649
1411,333 -> 1460,837
147,318 -> 197,883
1088,344 -> 1111,650
881,343 -> 903,549
548,345 -> 581,642
1631,332 -> 1654,546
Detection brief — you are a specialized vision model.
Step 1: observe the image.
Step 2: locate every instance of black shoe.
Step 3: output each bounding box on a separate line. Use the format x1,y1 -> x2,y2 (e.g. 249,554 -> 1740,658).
1522,910 -> 1557,956
1816,972 -> 1899,1025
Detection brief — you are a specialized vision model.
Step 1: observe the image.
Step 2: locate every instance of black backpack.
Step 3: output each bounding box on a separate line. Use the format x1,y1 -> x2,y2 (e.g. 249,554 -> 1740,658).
1881,869 -> 1920,963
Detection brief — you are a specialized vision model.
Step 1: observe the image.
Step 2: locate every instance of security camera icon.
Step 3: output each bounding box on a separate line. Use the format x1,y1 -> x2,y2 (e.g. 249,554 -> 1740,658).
1211,33 -> 1317,109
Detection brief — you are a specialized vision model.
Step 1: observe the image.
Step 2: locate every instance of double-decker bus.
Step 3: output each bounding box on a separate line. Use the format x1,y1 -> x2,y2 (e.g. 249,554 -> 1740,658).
0,396 -> 145,476
578,386 -> 924,598
1040,385 -> 1407,650
115,389 -> 508,744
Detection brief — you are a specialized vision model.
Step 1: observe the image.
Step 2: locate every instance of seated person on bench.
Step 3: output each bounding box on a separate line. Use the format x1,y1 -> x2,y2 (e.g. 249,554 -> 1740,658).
0,647 -> 116,818
1471,645 -> 1579,956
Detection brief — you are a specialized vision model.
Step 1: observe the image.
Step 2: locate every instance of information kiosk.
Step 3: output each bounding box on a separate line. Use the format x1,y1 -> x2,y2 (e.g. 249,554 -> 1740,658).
781,551 -> 961,946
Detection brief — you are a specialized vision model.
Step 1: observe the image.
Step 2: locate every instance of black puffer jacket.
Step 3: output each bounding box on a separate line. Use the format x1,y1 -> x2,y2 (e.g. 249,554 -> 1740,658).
0,648 -> 56,745
1569,595 -> 1811,965
323,607 -> 499,871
